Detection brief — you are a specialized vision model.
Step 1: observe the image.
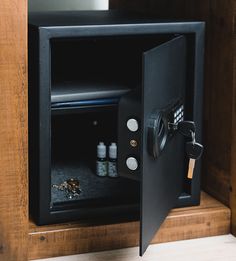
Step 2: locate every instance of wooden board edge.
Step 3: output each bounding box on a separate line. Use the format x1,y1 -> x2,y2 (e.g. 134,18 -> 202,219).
28,194 -> 230,260
0,0 -> 28,260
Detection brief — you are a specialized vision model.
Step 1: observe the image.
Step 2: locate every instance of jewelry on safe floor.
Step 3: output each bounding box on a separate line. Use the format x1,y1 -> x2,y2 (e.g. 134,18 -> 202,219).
52,178 -> 82,199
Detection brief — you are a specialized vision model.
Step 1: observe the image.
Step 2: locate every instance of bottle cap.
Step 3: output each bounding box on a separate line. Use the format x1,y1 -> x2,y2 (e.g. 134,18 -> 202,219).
97,142 -> 106,158
109,142 -> 117,159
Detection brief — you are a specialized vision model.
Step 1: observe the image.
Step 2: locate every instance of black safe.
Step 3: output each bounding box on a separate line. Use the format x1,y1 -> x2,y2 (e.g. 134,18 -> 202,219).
28,11 -> 204,255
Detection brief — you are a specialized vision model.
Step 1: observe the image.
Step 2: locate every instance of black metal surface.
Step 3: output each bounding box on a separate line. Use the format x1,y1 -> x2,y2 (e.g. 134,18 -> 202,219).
28,11 -> 205,252
51,160 -> 139,205
140,36 -> 186,255
29,10 -> 200,27
118,91 -> 141,181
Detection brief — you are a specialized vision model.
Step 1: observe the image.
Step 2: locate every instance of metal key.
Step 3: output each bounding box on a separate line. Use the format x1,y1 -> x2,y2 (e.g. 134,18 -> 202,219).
187,159 -> 195,179
186,131 -> 203,179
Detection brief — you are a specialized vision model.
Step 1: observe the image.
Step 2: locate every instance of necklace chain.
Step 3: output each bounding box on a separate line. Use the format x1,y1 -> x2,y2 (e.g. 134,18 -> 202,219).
52,178 -> 81,199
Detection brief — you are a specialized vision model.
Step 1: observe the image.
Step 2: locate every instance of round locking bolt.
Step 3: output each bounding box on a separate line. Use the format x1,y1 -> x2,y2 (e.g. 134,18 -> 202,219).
127,119 -> 139,132
126,157 -> 138,171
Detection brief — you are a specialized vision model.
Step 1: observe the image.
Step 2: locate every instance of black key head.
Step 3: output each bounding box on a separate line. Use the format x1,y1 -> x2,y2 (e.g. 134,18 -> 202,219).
178,121 -> 196,138
186,141 -> 203,160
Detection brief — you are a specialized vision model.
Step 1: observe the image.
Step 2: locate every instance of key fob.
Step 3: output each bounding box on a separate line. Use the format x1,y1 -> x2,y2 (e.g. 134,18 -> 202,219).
178,121 -> 196,137
186,141 -> 203,160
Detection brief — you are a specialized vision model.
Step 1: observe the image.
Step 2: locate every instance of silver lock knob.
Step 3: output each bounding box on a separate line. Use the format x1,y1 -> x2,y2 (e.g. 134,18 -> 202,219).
127,118 -> 139,132
126,157 -> 138,171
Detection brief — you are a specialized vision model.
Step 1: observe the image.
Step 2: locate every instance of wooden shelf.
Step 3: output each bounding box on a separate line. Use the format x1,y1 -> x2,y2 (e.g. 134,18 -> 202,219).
28,192 -> 230,260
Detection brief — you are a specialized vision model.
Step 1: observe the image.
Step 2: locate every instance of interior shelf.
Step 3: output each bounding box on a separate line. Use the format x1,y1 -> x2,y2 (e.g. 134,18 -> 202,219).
51,81 -> 131,104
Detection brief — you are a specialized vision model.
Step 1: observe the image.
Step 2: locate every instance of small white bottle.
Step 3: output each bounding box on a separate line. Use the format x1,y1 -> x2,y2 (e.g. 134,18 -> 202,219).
108,142 -> 118,178
96,142 -> 107,177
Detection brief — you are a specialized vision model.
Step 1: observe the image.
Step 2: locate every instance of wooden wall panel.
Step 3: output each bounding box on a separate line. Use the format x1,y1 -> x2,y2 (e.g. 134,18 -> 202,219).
0,0 -> 28,260
110,0 -> 186,18
200,0 -> 233,202
185,1 -> 234,207
230,0 -> 236,236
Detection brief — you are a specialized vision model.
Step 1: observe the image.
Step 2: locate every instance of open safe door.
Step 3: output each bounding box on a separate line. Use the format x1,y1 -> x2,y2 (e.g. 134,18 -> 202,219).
118,36 -> 187,255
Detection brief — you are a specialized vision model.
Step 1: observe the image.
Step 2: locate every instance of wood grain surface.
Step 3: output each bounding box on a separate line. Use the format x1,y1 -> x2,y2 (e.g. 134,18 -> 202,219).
0,0 -> 28,260
34,235 -> 236,261
28,192 -> 230,260
230,0 -> 236,236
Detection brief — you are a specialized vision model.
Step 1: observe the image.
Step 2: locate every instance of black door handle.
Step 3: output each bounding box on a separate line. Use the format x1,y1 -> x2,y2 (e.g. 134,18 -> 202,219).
147,111 -> 168,159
